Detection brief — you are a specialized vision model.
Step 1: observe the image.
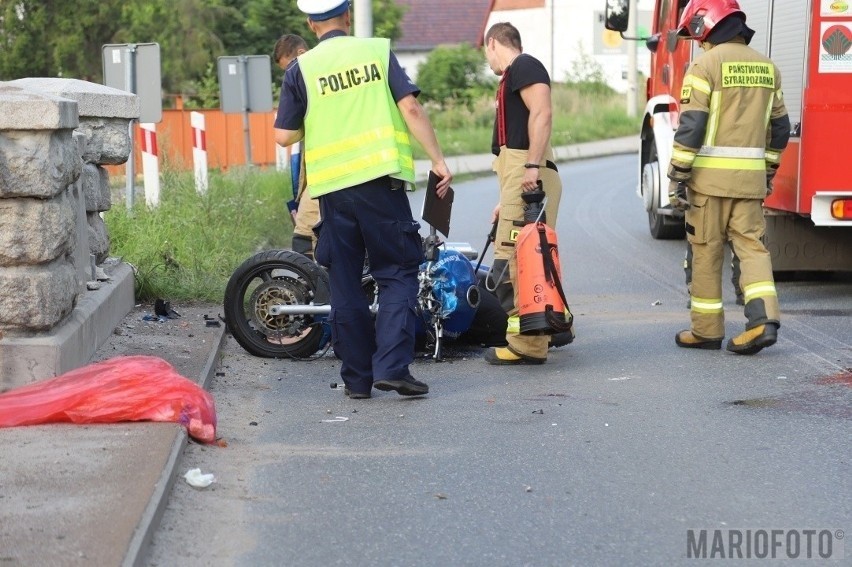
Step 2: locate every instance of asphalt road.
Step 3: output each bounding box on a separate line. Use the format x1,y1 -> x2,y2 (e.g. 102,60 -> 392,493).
146,154 -> 851,566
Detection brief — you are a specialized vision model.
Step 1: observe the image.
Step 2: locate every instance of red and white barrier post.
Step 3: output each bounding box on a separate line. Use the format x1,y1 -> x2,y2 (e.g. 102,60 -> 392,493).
139,123 -> 160,207
191,111 -> 208,194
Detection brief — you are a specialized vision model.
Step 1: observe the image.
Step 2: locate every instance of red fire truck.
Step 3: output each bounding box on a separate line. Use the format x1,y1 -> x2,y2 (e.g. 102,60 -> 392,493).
604,0 -> 852,271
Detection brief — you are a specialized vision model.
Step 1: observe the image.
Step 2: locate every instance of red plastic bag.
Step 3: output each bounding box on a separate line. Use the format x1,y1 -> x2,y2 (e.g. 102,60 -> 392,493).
0,355 -> 217,443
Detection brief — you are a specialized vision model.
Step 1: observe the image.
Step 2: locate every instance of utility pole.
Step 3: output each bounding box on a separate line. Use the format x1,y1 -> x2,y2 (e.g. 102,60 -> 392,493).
626,0 -> 638,117
353,0 -> 373,38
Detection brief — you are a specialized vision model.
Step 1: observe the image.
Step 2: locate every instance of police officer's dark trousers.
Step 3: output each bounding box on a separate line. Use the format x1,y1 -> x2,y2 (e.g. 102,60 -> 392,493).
315,176 -> 424,394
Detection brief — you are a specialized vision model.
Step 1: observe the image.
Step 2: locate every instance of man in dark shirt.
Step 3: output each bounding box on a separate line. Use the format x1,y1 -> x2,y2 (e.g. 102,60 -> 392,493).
483,21 -> 571,365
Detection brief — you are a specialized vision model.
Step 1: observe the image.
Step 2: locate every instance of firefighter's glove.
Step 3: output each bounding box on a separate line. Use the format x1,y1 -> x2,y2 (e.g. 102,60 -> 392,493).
668,180 -> 690,211
766,172 -> 776,196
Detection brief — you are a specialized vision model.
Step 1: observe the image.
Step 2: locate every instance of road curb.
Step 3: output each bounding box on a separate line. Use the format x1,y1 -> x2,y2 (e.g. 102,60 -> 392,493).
123,322 -> 228,567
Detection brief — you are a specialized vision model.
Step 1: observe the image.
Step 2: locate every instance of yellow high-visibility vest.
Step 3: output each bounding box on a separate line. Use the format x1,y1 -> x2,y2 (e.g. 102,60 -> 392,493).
299,36 -> 415,197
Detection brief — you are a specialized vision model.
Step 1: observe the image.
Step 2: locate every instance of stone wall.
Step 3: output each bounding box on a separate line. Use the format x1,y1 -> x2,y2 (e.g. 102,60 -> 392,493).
0,79 -> 139,334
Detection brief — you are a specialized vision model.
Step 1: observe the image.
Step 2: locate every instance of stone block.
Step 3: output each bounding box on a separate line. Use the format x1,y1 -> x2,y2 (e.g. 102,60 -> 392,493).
0,129 -> 82,199
77,117 -> 133,165
0,260 -> 78,331
87,212 -> 110,262
0,84 -> 78,130
0,194 -> 76,266
81,163 -> 111,212
8,78 -> 140,120
0,261 -> 134,390
67,179 -> 91,291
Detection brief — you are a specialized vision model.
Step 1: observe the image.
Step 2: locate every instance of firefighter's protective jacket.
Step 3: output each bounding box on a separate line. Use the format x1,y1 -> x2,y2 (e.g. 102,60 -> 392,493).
668,37 -> 790,199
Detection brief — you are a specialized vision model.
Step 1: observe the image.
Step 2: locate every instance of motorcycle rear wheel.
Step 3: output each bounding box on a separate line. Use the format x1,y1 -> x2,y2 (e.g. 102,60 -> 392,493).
224,250 -> 329,358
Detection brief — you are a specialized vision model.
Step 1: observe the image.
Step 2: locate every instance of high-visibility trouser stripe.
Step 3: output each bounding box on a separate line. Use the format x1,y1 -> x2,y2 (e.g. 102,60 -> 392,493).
690,297 -> 723,314
765,150 -> 781,165
764,95 -> 774,130
692,156 -> 766,171
743,281 -> 777,302
308,150 -> 413,185
672,148 -> 696,165
506,315 -> 520,335
306,127 -> 408,162
704,91 -> 722,146
684,74 -> 711,96
698,145 -> 765,158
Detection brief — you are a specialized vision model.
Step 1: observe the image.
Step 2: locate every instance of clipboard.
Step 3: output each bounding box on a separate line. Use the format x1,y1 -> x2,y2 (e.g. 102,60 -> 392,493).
421,170 -> 454,238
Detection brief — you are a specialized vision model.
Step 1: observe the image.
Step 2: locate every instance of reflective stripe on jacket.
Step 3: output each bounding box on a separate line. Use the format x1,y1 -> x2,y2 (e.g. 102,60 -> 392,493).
300,36 -> 415,197
668,38 -> 790,199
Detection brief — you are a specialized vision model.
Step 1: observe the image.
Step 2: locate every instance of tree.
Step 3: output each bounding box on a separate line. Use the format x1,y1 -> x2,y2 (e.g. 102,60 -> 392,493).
114,0 -> 234,94
415,43 -> 495,108
0,0 -> 122,81
0,0 -> 406,103
369,0 -> 405,41
53,1 -> 125,81
216,0 -> 308,57
0,1 -> 51,79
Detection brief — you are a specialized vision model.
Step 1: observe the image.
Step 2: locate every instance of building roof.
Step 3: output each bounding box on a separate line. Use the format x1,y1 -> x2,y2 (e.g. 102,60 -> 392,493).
394,0 -> 495,51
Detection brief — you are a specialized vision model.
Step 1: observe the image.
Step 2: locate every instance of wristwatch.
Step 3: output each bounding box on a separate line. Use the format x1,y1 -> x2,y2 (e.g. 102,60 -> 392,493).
523,163 -> 540,169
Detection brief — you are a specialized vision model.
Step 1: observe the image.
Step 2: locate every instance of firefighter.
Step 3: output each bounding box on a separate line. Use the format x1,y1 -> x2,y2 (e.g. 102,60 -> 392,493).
482,22 -> 569,365
685,241 -> 742,307
668,0 -> 790,354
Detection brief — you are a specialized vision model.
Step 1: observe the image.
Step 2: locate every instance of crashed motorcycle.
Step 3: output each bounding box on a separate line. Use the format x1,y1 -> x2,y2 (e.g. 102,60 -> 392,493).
223,226 -> 509,361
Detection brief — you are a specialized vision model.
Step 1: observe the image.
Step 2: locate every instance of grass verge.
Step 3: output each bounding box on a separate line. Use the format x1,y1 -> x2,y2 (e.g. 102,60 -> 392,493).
106,166 -> 293,302
106,84 -> 641,301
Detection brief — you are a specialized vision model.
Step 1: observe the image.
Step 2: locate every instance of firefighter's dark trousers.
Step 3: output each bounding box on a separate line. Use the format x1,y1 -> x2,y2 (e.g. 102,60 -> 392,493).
685,192 -> 780,340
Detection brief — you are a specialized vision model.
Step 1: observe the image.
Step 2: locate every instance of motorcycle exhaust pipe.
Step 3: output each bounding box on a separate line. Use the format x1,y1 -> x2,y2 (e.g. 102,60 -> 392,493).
268,303 -> 378,316
269,304 -> 331,316
466,284 -> 481,310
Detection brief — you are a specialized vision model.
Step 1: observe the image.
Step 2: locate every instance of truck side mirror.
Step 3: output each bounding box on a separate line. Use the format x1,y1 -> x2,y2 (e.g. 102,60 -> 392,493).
666,30 -> 681,52
604,0 -> 629,33
645,33 -> 661,53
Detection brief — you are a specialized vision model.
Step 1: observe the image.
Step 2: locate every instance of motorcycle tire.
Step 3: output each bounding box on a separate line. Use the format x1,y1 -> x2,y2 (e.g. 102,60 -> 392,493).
224,249 -> 329,359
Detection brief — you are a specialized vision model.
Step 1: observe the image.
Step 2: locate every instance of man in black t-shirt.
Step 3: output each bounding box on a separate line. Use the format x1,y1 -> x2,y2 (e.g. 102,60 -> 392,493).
483,22 -> 571,366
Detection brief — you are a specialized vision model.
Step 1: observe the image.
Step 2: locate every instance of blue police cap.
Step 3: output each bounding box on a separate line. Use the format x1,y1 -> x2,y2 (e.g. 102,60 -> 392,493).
297,0 -> 351,21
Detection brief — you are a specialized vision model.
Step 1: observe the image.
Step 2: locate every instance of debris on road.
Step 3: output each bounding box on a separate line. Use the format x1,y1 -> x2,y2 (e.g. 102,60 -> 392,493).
184,468 -> 216,488
155,299 -> 181,319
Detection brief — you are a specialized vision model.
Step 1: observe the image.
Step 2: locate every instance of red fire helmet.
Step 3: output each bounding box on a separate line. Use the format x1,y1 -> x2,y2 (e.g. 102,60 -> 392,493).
677,0 -> 745,42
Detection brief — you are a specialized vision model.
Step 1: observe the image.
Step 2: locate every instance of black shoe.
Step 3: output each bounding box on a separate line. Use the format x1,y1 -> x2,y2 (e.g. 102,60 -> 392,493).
373,376 -> 429,396
726,323 -> 778,355
343,387 -> 371,399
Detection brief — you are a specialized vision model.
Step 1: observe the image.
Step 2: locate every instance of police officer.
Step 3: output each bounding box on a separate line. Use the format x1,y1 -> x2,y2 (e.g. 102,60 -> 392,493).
668,0 -> 790,354
274,0 -> 452,397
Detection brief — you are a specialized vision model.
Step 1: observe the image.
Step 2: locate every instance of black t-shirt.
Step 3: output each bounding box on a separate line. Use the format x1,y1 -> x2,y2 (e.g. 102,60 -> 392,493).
491,53 -> 551,155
